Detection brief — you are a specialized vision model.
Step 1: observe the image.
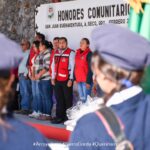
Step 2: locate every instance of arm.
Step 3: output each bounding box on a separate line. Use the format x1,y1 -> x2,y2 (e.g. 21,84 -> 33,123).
51,57 -> 55,80
67,51 -> 75,87
69,51 -> 75,80
86,52 -> 93,85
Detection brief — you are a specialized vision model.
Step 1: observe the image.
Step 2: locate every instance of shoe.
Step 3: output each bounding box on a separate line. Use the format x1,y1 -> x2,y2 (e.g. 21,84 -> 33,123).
15,109 -> 30,115
51,118 -> 64,124
29,111 -> 41,118
36,114 -> 52,121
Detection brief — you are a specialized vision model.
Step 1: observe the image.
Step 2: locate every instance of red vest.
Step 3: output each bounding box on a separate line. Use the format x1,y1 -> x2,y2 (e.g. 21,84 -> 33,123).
54,48 -> 72,81
49,49 -> 55,77
75,48 -> 90,82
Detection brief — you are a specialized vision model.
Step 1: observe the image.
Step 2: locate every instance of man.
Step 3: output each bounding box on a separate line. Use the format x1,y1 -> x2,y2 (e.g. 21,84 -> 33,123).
18,39 -> 32,114
51,37 -> 75,124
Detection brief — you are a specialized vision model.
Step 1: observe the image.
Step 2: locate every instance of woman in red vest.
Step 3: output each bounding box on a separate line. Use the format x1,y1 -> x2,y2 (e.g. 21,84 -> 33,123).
74,38 -> 93,103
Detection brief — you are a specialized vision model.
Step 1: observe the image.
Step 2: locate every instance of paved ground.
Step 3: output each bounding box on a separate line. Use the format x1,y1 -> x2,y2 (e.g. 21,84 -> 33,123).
14,113 -> 65,128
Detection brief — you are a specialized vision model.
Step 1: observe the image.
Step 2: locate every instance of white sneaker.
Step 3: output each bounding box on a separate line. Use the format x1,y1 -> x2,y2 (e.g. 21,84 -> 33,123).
29,111 -> 41,118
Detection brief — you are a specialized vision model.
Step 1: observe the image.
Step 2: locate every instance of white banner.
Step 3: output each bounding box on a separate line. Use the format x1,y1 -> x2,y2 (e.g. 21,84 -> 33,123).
35,0 -> 129,50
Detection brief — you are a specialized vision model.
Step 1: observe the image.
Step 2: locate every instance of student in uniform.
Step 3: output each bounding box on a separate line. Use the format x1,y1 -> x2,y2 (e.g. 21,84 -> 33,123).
51,37 -> 75,124
69,24 -> 150,150
74,38 -> 93,103
0,33 -> 50,150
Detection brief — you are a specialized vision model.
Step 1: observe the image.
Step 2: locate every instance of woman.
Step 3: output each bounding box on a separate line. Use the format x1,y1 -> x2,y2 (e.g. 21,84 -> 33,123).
34,40 -> 53,120
74,38 -> 93,103
29,41 -> 42,118
0,35 -> 50,150
69,24 -> 150,150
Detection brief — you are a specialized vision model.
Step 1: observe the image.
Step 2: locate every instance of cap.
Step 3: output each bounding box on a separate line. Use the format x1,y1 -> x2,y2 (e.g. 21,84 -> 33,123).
91,24 -> 150,71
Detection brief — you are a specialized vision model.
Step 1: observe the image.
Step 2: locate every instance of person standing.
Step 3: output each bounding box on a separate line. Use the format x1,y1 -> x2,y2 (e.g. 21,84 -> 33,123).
34,40 -> 53,120
51,37 -> 75,124
18,39 -> 32,115
28,41 -> 42,118
74,38 -> 93,103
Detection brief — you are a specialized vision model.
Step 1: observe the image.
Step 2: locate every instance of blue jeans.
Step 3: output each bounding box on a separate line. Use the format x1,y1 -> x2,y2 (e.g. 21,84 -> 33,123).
32,80 -> 42,112
19,75 -> 32,110
38,80 -> 53,115
77,82 -> 92,103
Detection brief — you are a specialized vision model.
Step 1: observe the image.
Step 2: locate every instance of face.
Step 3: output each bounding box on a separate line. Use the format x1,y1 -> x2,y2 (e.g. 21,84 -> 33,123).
53,39 -> 59,50
35,35 -> 42,42
80,40 -> 89,51
21,41 -> 29,51
59,39 -> 67,50
91,55 -> 117,94
39,43 -> 45,51
32,44 -> 38,52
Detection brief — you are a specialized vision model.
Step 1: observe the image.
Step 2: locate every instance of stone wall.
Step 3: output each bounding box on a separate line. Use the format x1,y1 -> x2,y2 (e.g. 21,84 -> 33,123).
0,0 -> 72,42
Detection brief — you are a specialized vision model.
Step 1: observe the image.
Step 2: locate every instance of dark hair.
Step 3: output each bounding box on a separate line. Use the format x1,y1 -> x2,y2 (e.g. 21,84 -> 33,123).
82,38 -> 90,45
59,37 -> 68,44
40,40 -> 51,49
36,32 -> 45,41
33,41 -> 40,49
53,37 -> 60,41
48,41 -> 53,50
92,51 -> 143,101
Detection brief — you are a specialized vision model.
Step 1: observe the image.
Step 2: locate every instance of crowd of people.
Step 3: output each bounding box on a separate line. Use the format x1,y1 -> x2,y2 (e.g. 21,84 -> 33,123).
10,32 -> 95,124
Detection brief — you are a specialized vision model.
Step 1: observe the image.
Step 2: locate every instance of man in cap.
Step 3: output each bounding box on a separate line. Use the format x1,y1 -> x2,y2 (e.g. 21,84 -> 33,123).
69,24 -> 150,150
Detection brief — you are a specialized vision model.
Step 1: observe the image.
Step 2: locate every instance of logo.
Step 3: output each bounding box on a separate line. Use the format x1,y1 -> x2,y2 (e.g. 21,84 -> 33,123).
48,6 -> 54,19
62,58 -> 66,62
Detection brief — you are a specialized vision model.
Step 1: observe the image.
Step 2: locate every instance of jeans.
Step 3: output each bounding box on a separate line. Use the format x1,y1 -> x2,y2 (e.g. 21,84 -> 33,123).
77,82 -> 92,103
38,80 -> 53,115
31,80 -> 42,112
19,75 -> 32,110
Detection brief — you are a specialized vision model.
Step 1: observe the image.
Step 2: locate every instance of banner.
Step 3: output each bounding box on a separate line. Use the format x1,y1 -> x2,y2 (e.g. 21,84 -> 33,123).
35,0 -> 129,50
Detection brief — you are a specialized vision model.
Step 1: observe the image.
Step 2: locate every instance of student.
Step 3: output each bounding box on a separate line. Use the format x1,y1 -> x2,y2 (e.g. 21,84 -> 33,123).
0,34 -> 50,150
34,40 -> 53,120
51,37 -> 75,124
70,24 -> 150,150
74,38 -> 93,103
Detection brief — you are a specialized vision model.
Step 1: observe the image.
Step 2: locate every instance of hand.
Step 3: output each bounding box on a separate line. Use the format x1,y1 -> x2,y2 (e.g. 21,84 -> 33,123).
34,74 -> 41,80
86,83 -> 91,89
67,80 -> 73,87
51,79 -> 55,86
74,81 -> 77,85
